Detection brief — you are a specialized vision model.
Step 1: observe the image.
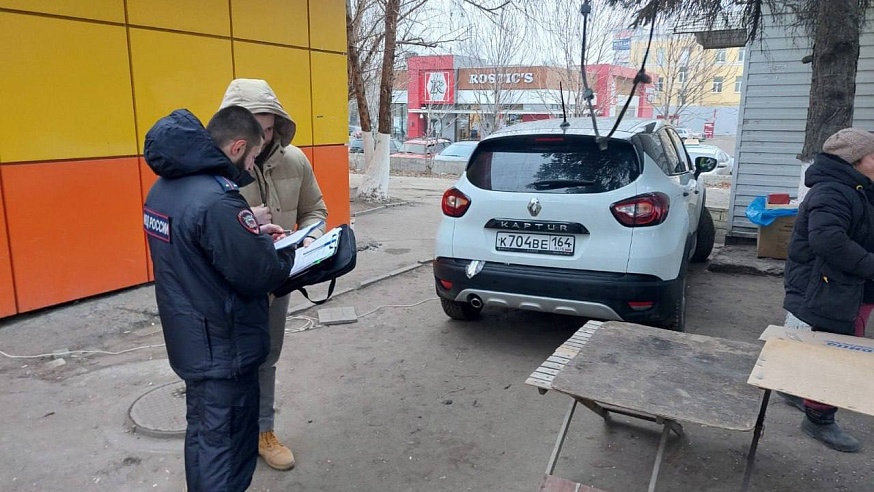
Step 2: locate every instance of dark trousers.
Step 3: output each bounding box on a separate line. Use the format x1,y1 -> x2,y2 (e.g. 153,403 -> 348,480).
184,372 -> 260,492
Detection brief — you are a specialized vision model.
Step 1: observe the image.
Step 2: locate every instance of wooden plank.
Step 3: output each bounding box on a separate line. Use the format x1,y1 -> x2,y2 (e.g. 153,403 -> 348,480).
554,348 -> 580,359
547,355 -> 572,362
535,366 -> 561,377
531,368 -> 557,379
527,321 -> 603,391
538,474 -> 608,492
541,361 -> 567,371
748,339 -> 874,416
526,377 -> 553,390
551,321 -> 763,431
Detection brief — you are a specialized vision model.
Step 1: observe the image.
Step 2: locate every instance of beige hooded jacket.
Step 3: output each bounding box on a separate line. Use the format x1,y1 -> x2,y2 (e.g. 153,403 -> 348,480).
219,79 -> 327,238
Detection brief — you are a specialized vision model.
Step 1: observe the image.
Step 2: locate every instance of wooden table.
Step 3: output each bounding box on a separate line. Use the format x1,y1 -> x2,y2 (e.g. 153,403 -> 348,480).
527,321 -> 766,492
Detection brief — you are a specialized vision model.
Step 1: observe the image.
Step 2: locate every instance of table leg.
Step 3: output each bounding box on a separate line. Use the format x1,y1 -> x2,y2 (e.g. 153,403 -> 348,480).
741,389 -> 771,492
546,399 -> 577,475
580,398 -> 611,421
647,421 -> 672,492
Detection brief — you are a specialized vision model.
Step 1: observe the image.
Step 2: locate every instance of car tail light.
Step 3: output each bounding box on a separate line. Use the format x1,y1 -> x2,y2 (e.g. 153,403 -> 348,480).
610,192 -> 670,227
442,188 -> 471,217
438,279 -> 453,290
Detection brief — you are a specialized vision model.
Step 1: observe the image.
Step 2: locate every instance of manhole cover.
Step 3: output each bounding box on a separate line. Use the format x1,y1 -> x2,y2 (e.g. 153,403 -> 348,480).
127,380 -> 186,438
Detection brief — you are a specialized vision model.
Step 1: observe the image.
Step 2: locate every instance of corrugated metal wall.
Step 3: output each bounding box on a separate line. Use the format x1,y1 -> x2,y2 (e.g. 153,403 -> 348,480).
728,8 -> 874,237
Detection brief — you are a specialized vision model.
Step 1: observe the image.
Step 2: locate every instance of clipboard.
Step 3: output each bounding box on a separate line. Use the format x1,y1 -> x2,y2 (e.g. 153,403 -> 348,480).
287,226 -> 342,278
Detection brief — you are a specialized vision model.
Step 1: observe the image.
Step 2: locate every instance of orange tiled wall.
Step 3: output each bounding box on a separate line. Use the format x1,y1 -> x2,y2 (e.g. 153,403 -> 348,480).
0,0 -> 348,315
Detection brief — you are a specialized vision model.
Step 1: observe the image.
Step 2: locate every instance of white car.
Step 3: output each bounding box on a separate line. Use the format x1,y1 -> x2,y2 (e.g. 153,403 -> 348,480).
675,127 -> 703,140
432,141 -> 478,174
685,142 -> 733,175
432,118 -> 717,331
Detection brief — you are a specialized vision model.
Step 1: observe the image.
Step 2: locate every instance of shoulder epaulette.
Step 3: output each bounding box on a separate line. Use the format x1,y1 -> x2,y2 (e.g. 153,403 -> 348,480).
213,175 -> 239,192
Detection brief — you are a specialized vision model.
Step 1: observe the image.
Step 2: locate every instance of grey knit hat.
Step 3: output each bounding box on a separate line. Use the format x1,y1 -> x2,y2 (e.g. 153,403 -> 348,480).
823,127 -> 874,165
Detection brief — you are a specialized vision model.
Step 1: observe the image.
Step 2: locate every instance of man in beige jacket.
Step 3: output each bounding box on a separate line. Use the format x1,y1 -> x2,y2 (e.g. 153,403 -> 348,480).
219,79 -> 328,471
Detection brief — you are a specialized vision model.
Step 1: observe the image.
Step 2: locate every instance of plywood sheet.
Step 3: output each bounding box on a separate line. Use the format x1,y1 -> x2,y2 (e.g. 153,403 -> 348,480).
748,339 -> 874,416
551,321 -> 763,431
760,324 -> 874,351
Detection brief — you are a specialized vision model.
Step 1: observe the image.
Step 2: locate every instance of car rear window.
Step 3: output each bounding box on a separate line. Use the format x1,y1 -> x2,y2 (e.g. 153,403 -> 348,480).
401,143 -> 427,154
466,135 -> 640,194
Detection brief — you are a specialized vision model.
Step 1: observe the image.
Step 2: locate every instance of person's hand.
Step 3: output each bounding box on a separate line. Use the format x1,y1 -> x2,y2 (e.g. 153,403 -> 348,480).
303,237 -> 315,247
251,204 -> 273,225
258,224 -> 286,242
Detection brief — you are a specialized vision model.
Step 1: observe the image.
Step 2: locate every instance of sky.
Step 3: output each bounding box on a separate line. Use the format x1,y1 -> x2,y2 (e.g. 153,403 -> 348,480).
396,0 -> 642,67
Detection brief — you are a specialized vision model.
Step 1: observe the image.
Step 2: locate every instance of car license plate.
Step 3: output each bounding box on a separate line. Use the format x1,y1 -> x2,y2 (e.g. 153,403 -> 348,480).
495,232 -> 575,256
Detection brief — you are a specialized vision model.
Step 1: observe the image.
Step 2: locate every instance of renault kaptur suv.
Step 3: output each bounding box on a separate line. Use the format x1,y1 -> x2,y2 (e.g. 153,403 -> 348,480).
432,118 -> 717,331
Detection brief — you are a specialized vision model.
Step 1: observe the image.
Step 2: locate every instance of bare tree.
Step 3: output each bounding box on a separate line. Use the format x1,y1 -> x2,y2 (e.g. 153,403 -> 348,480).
535,0 -> 630,118
350,0 -> 482,201
606,0 -> 870,160
455,8 -> 531,138
352,0 -> 431,201
634,34 -> 738,122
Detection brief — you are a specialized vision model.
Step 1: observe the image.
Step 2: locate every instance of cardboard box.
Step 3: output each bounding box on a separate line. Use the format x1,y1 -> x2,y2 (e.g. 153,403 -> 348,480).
757,215 -> 796,259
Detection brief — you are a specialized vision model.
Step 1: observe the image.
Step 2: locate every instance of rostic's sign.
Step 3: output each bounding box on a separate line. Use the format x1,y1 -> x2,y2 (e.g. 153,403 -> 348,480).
468,72 -> 534,85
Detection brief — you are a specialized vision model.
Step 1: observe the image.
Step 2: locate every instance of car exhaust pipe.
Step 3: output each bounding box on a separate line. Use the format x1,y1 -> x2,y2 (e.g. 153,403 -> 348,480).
468,295 -> 483,309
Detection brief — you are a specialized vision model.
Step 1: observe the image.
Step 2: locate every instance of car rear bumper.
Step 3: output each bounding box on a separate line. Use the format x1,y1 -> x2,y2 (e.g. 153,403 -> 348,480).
433,257 -> 682,324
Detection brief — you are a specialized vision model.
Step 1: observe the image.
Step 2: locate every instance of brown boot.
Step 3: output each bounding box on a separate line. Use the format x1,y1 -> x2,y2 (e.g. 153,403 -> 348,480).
259,431 -> 296,470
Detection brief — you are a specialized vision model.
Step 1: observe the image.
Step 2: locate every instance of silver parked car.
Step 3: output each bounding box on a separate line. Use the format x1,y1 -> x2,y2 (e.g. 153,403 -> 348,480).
432,141 -> 479,174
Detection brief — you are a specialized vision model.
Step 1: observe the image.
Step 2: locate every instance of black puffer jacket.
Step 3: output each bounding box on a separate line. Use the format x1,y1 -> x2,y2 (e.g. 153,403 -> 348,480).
143,109 -> 293,381
784,153 -> 874,334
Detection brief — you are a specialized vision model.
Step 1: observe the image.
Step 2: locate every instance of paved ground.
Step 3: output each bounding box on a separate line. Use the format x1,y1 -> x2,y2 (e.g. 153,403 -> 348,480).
1,171 -> 872,491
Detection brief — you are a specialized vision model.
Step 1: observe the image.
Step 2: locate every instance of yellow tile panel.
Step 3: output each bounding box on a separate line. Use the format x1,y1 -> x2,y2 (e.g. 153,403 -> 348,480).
129,28 -> 233,152
231,0 -> 308,47
0,0 -> 124,23
233,42 -> 313,146
310,52 -> 348,145
309,0 -> 346,53
0,13 -> 137,162
127,0 -> 230,36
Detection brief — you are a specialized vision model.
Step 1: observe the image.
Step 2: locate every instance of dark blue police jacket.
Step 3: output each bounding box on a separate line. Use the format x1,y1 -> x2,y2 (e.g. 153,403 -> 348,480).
143,109 -> 293,381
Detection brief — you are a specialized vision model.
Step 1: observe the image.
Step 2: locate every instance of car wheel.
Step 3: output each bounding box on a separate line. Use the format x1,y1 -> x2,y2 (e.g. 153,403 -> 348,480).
661,271 -> 687,332
440,298 -> 482,320
690,207 -> 715,263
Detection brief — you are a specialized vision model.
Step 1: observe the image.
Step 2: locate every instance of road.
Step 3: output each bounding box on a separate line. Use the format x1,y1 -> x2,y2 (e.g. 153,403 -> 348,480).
1,172 -> 872,491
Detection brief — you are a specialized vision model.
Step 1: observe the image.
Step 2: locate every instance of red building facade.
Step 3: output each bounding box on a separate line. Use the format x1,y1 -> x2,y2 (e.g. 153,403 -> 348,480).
399,55 -> 656,140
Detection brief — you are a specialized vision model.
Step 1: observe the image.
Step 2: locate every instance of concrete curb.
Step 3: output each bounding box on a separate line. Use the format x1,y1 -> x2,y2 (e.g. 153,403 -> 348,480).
288,259 -> 433,315
707,244 -> 785,277
351,200 -> 414,217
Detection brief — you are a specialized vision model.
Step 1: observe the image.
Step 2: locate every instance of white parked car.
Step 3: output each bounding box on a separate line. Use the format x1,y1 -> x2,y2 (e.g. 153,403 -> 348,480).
675,127 -> 703,140
432,141 -> 479,174
432,118 -> 718,331
685,141 -> 734,175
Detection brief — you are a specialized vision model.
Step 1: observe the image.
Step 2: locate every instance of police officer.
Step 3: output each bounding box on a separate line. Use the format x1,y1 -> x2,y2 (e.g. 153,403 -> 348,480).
143,106 -> 294,491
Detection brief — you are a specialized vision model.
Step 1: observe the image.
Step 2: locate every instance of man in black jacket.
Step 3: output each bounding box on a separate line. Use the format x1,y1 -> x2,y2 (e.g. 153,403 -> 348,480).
783,127 -> 874,453
143,106 -> 294,491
